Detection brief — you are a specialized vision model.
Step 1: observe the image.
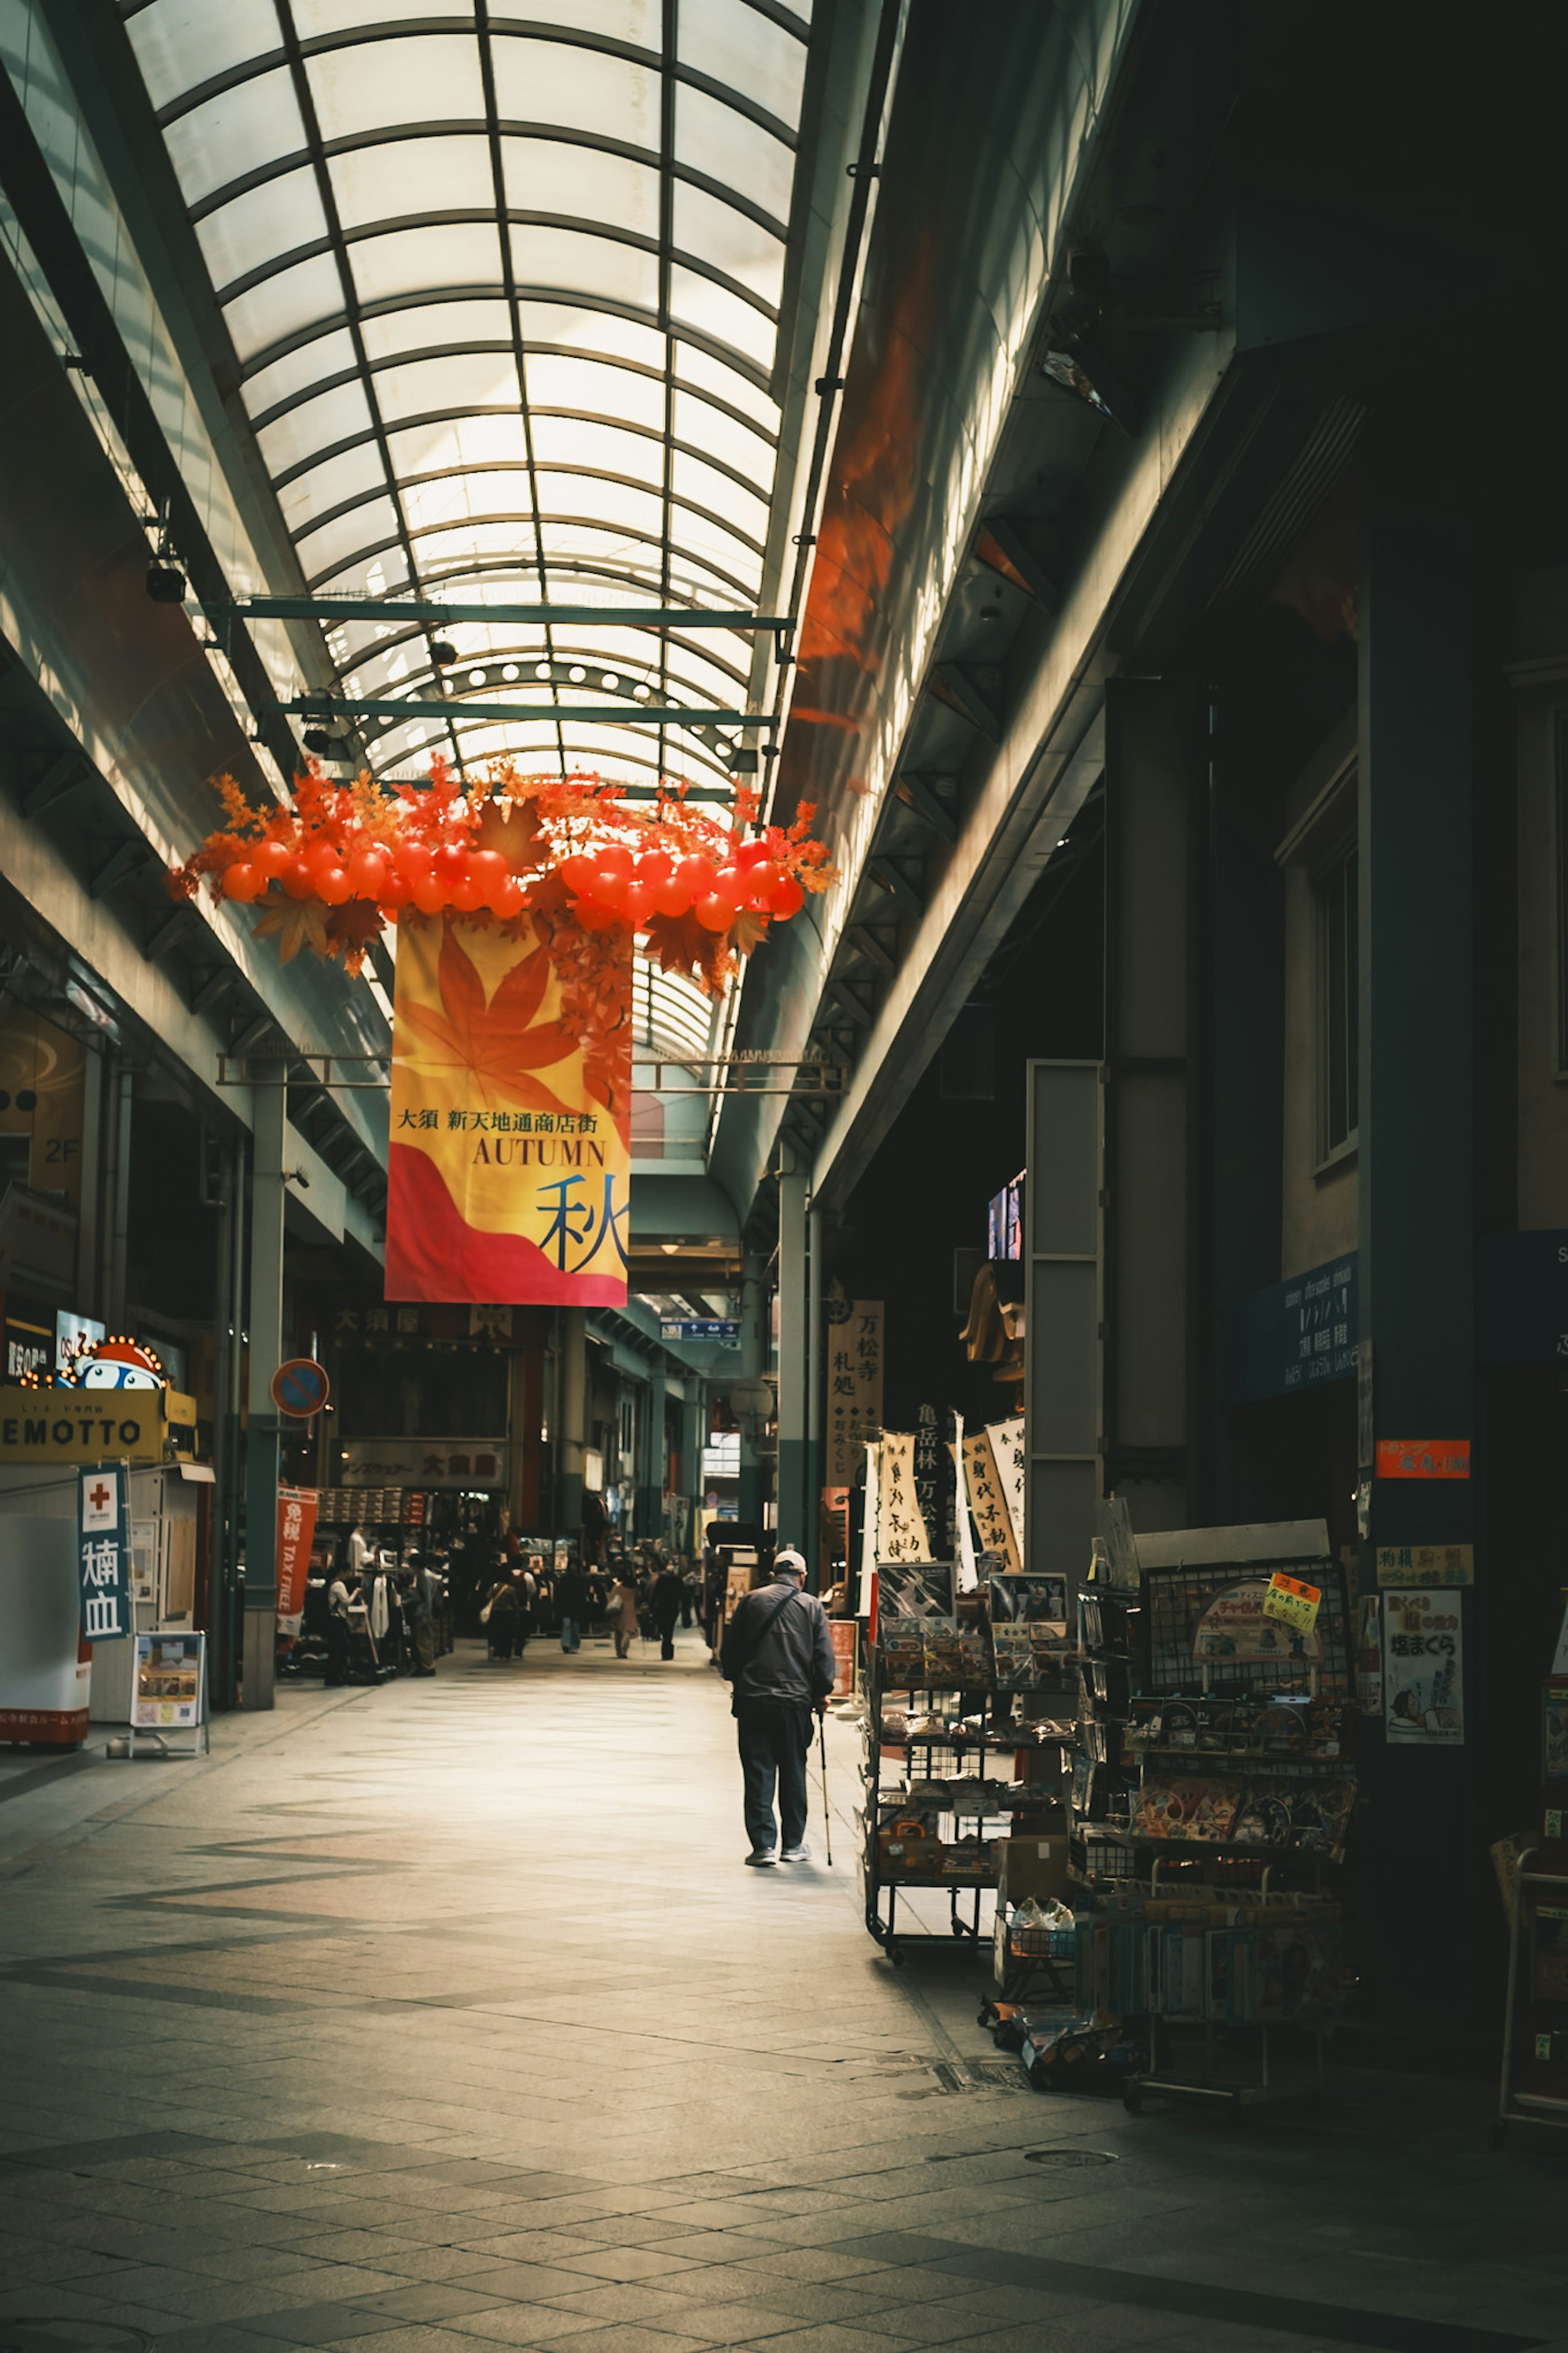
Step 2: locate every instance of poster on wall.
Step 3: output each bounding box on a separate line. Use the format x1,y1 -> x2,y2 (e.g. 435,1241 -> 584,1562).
1383,1588 -> 1464,1744
386,915 -> 630,1305
826,1297 -> 883,1482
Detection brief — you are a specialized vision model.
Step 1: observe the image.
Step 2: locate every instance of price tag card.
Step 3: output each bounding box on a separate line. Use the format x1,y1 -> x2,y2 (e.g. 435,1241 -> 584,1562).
1261,1571 -> 1321,1635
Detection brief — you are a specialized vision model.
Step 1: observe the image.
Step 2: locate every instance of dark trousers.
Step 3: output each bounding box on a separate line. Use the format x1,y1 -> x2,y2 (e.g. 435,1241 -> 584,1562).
736,1701 -> 812,1853
325,1617 -> 349,1686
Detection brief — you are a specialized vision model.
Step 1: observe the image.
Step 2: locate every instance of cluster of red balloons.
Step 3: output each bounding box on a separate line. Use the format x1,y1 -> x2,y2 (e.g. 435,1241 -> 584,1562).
220,836 -> 528,919
556,839 -> 805,933
219,832 -> 807,937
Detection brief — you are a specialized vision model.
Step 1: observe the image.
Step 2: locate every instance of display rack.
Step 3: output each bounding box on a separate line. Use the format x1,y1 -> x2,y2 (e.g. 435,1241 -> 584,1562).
1070,1529 -> 1354,2116
861,1635 -> 1073,1964
1494,1853 -> 1568,2146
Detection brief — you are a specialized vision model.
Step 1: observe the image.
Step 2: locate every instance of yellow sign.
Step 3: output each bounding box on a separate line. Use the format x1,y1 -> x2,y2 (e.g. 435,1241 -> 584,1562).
0,1387 -> 165,1463
1375,1543 -> 1473,1588
1262,1570 -> 1321,1635
386,914 -> 630,1305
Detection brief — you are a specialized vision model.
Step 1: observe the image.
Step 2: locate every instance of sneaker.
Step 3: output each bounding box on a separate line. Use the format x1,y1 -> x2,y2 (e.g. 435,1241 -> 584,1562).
779,1844 -> 811,1863
745,1849 -> 777,1867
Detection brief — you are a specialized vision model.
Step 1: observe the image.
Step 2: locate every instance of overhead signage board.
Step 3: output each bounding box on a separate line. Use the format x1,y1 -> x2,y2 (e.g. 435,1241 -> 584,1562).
1227,1254 -> 1357,1404
659,1319 -> 739,1343
0,1387 -> 164,1464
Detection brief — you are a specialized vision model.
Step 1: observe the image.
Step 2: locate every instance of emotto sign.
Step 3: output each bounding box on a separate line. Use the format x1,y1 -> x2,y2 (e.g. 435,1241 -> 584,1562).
0,1385 -> 165,1463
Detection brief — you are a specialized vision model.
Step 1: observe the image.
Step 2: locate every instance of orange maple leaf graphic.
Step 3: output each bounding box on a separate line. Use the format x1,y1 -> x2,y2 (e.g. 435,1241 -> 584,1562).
396,920 -> 577,1116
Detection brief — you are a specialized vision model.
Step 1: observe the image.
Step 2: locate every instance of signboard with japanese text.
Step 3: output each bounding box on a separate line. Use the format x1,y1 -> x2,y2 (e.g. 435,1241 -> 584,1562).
986,1418 -> 1025,1561
1262,1570 -> 1321,1636
339,1437 -> 507,1490
960,1429 -> 1021,1573
1383,1589 -> 1464,1743
1374,1543 -> 1474,1588
276,1487 -> 319,1624
826,1297 -> 883,1482
387,914 -> 630,1305
132,1633 -> 202,1729
1375,1439 -> 1470,1480
77,1465 -> 130,1642
1227,1254 -> 1357,1403
875,1432 -> 933,1561
0,1388 -> 164,1465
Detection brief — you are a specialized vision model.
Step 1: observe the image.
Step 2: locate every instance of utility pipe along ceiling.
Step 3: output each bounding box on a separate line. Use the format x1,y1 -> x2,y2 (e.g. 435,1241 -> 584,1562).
119,0 -> 818,801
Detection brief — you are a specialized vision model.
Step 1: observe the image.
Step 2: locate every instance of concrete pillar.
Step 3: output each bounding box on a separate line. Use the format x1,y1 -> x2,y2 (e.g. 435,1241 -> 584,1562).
805,1202 -> 823,1588
98,1058 -> 132,1329
243,1083 -> 285,1711
776,1155 -> 809,1555
558,1308 -> 586,1539
737,1252 -> 766,1528
638,1378 -> 662,1543
681,1385 -> 705,1559
1357,499 -> 1475,2024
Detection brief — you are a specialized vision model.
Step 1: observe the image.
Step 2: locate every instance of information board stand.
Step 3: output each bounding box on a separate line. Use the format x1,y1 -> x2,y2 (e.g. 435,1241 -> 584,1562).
123,1630 -> 209,1760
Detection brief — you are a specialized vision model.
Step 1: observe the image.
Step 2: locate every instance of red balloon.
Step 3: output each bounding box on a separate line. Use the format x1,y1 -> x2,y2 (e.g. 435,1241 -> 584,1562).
771,874 -> 804,919
317,866 -> 354,906
348,845 -> 391,899
490,875 -> 526,919
653,871 -> 693,917
637,849 -> 673,890
450,874 -> 486,913
469,850 -> 507,892
694,892 -> 734,932
735,839 -> 771,870
622,877 -> 657,926
710,865 -> 746,915
595,842 -> 634,881
252,839 -> 292,881
221,863 -> 261,902
575,899 -> 618,932
675,854 -> 715,904
560,852 -> 599,897
281,856 -> 316,900
411,872 -> 447,915
304,838 -> 343,882
432,842 -> 468,884
592,864 -> 629,914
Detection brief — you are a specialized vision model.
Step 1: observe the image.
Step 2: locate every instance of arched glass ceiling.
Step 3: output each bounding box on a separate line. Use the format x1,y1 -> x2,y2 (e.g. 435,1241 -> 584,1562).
122,0 -> 813,797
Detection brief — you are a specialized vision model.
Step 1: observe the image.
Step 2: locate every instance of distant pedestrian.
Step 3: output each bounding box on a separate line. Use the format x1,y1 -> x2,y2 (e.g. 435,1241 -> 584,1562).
482,1576 -> 521,1661
609,1574 -> 639,1659
720,1550 -> 834,1866
325,1566 -> 353,1686
651,1564 -> 685,1661
557,1563 -> 590,1653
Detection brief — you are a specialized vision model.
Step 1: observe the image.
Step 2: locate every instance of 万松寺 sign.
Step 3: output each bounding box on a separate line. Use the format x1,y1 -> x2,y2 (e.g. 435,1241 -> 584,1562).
386,914 -> 630,1306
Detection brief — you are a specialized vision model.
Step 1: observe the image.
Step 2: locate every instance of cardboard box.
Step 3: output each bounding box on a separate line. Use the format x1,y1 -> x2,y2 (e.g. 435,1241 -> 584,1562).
997,1835 -> 1071,1907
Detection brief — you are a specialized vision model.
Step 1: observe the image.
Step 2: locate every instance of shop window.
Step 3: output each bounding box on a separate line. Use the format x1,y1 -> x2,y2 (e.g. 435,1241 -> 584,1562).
1316,842 -> 1359,1158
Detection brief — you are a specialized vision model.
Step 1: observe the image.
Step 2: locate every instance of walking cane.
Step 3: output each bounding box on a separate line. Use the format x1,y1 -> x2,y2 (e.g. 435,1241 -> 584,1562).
818,1713 -> 833,1866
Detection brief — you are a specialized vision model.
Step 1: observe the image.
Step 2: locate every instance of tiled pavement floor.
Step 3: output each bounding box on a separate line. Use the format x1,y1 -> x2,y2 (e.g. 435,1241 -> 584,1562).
1,1629 -> 1566,2353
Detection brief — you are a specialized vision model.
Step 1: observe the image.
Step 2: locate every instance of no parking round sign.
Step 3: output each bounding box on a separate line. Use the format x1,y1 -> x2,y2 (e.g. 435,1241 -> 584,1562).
271,1358 -> 330,1418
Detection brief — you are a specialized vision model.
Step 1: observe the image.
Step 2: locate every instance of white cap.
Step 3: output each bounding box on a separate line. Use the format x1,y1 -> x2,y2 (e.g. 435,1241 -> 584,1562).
774,1549 -> 807,1578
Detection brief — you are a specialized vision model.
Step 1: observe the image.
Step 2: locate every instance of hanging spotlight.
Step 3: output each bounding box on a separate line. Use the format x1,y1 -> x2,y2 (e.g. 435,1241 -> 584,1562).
145,559 -> 187,604
429,638 -> 458,668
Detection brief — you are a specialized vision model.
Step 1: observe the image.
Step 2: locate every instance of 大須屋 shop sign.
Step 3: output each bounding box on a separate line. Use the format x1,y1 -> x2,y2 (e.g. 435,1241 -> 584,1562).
78,1464 -> 131,1642
0,1385 -> 165,1463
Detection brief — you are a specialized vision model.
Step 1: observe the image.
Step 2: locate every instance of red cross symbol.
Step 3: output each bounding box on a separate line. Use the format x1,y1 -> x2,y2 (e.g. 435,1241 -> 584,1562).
89,1481 -> 111,1512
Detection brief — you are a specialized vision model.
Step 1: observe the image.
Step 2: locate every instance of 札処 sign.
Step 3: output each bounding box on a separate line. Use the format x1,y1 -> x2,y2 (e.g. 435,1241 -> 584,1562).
826,1298 -> 884,1483
78,1464 -> 130,1642
387,914 -> 630,1305
272,1358 -> 330,1418
1375,1438 -> 1470,1480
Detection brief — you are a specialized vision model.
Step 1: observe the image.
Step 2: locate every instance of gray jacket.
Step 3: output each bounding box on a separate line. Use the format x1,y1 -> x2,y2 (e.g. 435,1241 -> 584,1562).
722,1576 -> 836,1707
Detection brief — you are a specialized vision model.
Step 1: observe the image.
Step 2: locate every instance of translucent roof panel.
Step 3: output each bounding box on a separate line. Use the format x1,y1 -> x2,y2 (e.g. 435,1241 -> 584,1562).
124,0 -> 816,795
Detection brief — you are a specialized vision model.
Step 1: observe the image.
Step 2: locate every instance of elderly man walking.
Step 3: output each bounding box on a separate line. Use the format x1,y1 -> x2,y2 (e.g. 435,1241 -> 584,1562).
719,1550 -> 835,1867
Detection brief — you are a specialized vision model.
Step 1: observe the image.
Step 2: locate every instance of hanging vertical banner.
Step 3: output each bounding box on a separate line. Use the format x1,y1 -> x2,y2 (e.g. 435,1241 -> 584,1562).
826,1298 -> 884,1481
387,915 -> 631,1305
276,1487 -> 320,1627
857,1439 -> 881,1619
78,1464 -> 130,1641
961,1430 -> 1021,1573
876,1432 -> 933,1561
950,1410 -> 979,1592
986,1418 -> 1026,1561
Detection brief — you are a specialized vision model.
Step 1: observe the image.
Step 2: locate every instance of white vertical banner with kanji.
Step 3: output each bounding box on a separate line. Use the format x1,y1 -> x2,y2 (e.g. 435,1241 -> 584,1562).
857,1439 -> 881,1619
986,1418 -> 1026,1562
78,1465 -> 130,1641
826,1298 -> 884,1483
949,1410 -> 979,1591
876,1432 -> 933,1562
960,1430 -> 1021,1573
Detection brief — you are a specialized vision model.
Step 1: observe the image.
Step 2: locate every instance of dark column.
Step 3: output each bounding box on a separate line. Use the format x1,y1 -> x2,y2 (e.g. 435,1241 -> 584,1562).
1357,500 -> 1475,2023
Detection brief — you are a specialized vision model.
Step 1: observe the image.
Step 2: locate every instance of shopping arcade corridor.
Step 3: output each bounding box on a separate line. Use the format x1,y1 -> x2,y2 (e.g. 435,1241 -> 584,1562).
0,1642 -> 1564,2353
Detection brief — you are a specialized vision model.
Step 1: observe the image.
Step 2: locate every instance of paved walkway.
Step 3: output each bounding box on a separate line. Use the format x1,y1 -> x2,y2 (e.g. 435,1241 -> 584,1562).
0,1630 -> 1564,2353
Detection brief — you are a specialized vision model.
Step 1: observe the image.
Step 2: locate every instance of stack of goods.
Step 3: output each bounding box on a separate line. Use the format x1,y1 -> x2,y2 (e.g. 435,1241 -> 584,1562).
1068,1559 -> 1140,1873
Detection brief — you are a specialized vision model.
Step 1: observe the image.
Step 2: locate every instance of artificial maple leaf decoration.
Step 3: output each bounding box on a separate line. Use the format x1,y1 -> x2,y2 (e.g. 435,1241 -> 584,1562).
398,920 -> 576,1116
643,909 -> 711,977
253,890 -> 330,964
474,795 -> 548,872
323,898 -> 385,975
728,905 -> 771,957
